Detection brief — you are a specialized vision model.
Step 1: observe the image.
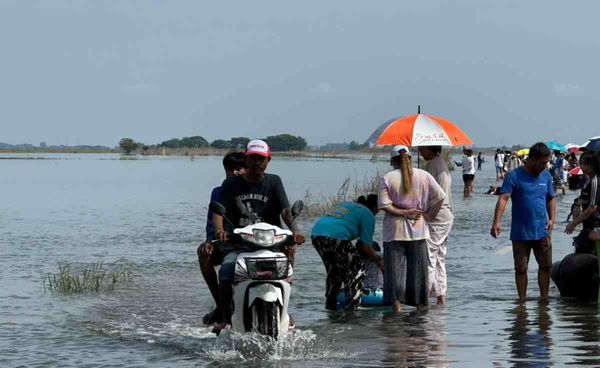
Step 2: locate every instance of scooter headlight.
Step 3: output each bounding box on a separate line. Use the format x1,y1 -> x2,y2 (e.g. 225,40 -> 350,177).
253,229 -> 275,245
241,229 -> 287,246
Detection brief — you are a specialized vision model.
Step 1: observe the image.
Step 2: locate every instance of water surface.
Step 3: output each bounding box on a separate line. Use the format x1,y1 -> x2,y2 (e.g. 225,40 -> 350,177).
0,153 -> 594,367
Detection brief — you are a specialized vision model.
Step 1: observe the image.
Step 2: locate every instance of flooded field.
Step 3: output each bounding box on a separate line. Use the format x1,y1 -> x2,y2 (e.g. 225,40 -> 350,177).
1,153 -> 595,367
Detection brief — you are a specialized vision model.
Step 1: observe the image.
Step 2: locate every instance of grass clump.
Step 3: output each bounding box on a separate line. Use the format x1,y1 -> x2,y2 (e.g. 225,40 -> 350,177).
42,260 -> 133,294
303,172 -> 381,218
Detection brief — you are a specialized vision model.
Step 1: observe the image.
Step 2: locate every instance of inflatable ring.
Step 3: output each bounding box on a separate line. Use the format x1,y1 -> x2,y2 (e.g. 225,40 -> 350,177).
336,288 -> 384,307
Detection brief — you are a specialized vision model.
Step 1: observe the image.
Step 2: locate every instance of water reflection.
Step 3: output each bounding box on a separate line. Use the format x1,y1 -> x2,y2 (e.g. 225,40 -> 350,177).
553,300 -> 600,365
380,310 -> 448,367
506,302 -> 552,367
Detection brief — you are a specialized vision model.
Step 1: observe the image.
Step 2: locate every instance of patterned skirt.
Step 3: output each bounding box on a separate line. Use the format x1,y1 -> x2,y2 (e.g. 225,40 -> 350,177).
311,236 -> 365,310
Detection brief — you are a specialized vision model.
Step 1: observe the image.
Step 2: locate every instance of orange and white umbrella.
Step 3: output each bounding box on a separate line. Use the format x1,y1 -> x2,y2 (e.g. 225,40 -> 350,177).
374,113 -> 472,147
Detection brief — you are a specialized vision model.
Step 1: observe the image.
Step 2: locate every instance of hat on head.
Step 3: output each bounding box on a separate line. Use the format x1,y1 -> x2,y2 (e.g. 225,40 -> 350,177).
245,139 -> 271,157
390,144 -> 410,158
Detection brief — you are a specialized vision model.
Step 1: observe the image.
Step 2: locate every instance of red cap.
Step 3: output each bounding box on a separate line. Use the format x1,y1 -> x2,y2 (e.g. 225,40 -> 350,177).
245,139 -> 271,157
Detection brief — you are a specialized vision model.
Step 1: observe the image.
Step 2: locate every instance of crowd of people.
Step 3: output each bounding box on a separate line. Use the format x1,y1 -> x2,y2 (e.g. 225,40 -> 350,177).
490,143 -> 600,302
196,139 -> 600,333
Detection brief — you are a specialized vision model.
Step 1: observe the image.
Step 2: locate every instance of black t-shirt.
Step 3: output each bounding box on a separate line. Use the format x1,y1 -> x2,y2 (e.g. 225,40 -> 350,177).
580,175 -> 600,229
219,173 -> 290,232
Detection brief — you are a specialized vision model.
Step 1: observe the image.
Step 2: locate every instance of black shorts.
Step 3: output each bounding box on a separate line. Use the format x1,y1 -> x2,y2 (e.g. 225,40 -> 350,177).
210,244 -> 226,265
462,174 -> 475,182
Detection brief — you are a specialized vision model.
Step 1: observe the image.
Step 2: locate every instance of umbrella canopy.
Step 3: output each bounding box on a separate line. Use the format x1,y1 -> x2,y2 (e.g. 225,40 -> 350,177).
545,141 -> 567,153
565,143 -> 579,150
582,137 -> 600,152
516,148 -> 529,157
569,167 -> 584,176
568,146 -> 581,154
373,114 -> 472,146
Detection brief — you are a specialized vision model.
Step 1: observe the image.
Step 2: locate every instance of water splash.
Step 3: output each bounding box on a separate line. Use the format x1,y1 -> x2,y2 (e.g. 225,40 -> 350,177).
87,314 -> 356,364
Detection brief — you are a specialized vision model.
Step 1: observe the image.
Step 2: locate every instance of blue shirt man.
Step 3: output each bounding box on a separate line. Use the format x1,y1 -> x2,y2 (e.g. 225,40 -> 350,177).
491,142 -> 557,303
500,166 -> 555,241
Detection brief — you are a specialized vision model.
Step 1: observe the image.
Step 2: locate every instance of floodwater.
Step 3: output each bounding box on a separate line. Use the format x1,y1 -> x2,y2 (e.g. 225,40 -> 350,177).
1,153 -> 598,367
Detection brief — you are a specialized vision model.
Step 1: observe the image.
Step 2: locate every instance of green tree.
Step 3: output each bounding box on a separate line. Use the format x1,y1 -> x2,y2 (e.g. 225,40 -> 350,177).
348,140 -> 366,151
159,138 -> 181,148
119,138 -> 138,154
159,136 -> 209,148
264,134 -> 307,151
180,136 -> 209,148
229,137 -> 250,149
210,139 -> 233,149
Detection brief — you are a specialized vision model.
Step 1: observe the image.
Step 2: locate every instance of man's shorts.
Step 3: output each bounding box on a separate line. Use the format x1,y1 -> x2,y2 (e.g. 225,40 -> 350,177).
218,250 -> 241,282
495,166 -> 503,175
210,245 -> 224,265
512,237 -> 552,270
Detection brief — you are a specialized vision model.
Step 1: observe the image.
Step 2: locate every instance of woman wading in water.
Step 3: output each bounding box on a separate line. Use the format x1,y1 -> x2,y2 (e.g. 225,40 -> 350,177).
379,145 -> 446,312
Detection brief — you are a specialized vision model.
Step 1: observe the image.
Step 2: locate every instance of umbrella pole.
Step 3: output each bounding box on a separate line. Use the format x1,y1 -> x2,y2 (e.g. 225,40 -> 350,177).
416,105 -> 420,168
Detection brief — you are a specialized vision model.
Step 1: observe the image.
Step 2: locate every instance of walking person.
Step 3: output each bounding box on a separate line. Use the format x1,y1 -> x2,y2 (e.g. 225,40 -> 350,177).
490,142 -> 556,303
379,145 -> 446,312
311,195 -> 382,310
455,148 -> 476,197
418,145 -> 454,306
477,152 -> 485,170
495,149 -> 506,180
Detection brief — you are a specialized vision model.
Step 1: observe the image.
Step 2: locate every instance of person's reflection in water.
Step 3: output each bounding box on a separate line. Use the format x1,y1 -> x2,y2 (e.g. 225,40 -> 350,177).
506,301 -> 552,367
553,300 -> 600,365
380,310 -> 449,367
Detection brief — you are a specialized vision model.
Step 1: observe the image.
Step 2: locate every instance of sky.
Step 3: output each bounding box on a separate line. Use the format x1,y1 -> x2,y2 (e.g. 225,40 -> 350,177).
1,0 -> 599,147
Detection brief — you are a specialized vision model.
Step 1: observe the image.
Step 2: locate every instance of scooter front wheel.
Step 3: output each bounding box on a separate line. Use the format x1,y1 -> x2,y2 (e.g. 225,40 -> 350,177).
251,299 -> 280,339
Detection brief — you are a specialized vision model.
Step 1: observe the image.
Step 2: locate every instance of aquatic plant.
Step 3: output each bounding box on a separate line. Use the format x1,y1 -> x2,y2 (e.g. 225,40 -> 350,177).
302,172 -> 382,218
42,260 -> 133,294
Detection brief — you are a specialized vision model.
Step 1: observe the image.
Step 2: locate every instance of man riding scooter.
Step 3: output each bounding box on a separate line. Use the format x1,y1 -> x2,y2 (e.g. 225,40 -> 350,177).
211,139 -> 304,331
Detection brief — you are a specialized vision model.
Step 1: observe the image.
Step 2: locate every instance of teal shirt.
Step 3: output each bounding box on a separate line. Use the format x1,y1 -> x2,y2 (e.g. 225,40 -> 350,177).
311,202 -> 376,245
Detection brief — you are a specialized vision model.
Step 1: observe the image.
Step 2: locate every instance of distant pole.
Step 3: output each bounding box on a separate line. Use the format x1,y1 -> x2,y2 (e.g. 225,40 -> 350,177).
418,105 -> 421,114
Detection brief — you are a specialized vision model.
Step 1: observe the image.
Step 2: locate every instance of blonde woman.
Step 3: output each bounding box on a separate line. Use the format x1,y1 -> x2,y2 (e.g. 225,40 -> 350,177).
379,145 -> 446,311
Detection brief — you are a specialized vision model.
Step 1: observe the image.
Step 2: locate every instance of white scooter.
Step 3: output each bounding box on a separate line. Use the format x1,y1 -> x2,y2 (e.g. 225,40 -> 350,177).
209,200 -> 303,339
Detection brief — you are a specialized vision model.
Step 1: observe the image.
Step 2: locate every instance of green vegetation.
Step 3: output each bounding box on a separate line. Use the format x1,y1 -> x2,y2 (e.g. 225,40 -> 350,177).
348,140 -> 369,151
303,172 -> 381,218
159,136 -> 209,149
119,138 -> 139,154
42,260 -> 133,294
263,134 -> 307,151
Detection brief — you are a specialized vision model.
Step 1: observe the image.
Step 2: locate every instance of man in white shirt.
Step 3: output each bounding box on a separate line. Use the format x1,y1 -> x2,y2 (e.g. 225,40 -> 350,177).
419,145 -> 454,305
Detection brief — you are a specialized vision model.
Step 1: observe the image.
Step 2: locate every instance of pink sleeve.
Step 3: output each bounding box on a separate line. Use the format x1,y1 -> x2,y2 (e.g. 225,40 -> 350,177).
378,175 -> 392,209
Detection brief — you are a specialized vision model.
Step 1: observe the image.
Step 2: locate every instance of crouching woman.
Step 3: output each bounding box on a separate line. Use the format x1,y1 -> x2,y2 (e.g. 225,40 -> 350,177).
311,194 -> 382,310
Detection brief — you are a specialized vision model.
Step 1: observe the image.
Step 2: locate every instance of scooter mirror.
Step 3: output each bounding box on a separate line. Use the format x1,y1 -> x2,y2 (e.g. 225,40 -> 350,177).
291,200 -> 304,218
209,202 -> 227,216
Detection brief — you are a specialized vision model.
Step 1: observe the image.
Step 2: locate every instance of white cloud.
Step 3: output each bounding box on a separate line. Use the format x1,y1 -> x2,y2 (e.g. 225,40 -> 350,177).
553,83 -> 584,96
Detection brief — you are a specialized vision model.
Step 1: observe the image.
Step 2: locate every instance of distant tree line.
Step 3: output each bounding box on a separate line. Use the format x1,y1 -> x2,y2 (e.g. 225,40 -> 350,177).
118,134 -> 308,154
